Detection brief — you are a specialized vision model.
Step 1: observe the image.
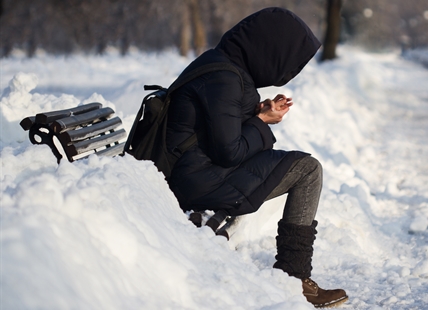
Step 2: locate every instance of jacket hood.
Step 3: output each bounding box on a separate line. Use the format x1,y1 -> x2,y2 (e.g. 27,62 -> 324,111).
215,7 -> 321,88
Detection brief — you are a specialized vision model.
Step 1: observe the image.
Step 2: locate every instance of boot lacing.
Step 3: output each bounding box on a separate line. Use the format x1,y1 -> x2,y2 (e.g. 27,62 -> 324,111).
304,278 -> 318,289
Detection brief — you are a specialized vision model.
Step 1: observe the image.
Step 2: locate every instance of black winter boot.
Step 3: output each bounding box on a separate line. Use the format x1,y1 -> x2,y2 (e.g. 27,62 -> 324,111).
273,220 -> 317,279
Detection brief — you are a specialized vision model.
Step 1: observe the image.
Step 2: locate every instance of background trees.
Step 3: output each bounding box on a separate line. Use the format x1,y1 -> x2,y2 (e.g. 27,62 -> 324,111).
0,0 -> 427,58
321,0 -> 342,61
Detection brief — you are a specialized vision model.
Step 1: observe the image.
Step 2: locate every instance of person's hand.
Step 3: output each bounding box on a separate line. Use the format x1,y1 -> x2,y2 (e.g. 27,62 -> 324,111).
256,94 -> 293,124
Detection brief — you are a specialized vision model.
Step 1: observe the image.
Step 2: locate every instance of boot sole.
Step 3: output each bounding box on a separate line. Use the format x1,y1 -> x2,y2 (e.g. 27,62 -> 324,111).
314,295 -> 349,308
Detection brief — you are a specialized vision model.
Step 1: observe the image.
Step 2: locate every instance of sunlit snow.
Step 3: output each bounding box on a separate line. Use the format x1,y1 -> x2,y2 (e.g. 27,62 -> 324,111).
1,46 -> 428,309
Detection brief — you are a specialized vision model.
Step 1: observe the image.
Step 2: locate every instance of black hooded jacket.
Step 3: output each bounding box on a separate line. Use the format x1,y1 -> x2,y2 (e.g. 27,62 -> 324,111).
166,8 -> 321,216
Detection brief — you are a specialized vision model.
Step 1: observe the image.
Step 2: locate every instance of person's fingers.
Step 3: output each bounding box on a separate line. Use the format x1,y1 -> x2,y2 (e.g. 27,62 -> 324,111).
275,103 -> 291,112
273,94 -> 286,102
262,99 -> 274,111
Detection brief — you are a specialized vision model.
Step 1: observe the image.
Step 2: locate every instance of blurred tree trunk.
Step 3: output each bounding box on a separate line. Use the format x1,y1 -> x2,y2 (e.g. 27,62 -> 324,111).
189,0 -> 206,56
180,1 -> 191,56
180,0 -> 206,57
321,0 -> 342,61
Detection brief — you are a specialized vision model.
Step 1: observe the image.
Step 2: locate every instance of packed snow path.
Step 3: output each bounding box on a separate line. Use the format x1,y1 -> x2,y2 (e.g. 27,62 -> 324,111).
1,46 -> 428,309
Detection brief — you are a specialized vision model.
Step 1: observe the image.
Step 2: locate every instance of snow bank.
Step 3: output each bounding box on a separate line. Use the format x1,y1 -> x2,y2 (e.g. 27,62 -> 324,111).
1,46 -> 428,309
403,48 -> 428,68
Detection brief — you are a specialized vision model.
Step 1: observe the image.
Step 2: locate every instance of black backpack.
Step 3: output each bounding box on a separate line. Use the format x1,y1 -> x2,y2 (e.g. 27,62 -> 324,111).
124,62 -> 243,179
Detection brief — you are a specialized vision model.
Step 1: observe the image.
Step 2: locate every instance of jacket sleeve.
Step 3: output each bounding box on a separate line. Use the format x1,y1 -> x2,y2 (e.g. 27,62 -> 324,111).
199,71 -> 275,167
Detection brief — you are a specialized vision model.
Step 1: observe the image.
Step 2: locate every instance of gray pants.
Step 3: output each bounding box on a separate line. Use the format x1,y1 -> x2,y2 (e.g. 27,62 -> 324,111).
265,156 -> 322,226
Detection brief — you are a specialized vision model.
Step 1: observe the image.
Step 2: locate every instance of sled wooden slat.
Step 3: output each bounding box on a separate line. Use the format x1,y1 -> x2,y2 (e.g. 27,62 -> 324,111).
64,129 -> 127,157
94,142 -> 126,157
20,102 -> 126,163
51,107 -> 115,133
20,116 -> 36,131
59,117 -> 123,143
35,102 -> 102,124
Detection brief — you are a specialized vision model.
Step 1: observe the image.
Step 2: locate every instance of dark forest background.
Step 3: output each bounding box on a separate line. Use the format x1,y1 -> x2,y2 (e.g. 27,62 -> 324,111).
1,0 -> 427,58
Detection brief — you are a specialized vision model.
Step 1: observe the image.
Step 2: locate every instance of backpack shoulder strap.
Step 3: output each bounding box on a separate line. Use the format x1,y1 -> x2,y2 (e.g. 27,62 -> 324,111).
167,62 -> 244,96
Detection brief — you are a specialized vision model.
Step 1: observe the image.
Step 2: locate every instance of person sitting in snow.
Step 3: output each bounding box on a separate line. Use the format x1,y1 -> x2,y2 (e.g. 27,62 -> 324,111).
165,7 -> 348,308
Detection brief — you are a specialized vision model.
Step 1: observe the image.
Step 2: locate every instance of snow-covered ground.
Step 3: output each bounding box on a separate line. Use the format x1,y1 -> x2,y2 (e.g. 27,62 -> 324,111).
1,45 -> 428,309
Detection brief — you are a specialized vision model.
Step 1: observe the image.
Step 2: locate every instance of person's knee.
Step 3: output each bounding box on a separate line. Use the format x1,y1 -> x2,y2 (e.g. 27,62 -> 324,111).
309,156 -> 322,171
299,156 -> 323,178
